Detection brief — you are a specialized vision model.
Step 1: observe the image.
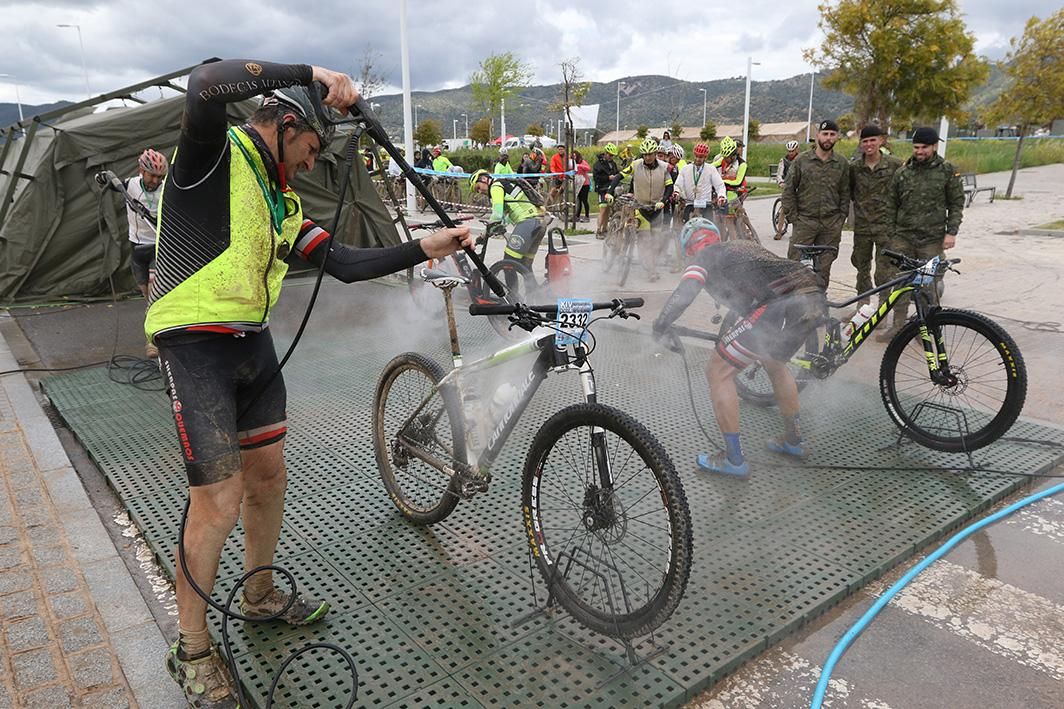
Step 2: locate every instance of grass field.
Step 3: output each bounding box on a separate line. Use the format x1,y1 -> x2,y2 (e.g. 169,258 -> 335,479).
443,138 -> 1064,179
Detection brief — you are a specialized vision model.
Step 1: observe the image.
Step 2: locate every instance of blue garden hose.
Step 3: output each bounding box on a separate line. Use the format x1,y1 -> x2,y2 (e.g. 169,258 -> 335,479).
811,479 -> 1064,708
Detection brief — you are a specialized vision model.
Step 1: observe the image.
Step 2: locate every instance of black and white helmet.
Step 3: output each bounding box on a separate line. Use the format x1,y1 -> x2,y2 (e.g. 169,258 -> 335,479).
261,84 -> 336,149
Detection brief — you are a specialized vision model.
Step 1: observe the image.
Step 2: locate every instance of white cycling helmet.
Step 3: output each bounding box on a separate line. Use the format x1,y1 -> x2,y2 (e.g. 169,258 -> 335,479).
670,145 -> 684,158
785,140 -> 800,151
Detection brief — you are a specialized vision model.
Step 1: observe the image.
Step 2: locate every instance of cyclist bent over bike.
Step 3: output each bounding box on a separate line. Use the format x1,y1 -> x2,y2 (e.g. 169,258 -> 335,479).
470,169 -> 544,267
606,137 -> 673,281
652,219 -> 823,477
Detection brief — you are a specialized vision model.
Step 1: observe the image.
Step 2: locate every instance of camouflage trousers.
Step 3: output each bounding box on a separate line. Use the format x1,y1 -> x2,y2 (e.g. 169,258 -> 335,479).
851,230 -> 893,302
787,217 -> 844,288
885,237 -> 944,314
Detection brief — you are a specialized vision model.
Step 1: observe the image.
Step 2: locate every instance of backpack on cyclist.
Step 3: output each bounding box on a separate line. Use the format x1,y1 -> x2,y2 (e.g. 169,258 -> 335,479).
496,176 -> 546,208
545,229 -> 572,294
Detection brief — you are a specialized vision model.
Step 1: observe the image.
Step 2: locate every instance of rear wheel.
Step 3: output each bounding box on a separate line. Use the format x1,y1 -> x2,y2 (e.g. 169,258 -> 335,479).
373,353 -> 465,524
772,198 -> 788,239
522,403 -> 692,639
618,229 -> 636,287
724,313 -> 815,406
879,309 -> 1026,452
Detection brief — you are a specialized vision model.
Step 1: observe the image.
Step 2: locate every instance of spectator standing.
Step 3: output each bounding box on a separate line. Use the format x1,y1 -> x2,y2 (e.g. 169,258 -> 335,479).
548,145 -> 570,204
877,126 -> 964,341
781,119 -> 850,287
573,150 -> 592,221
124,148 -> 168,358
494,150 -> 515,175
593,144 -> 621,235
849,124 -> 902,307
520,147 -> 547,187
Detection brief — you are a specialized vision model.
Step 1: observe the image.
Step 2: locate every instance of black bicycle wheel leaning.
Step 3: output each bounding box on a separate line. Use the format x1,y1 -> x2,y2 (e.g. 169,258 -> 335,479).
373,352 -> 465,524
602,216 -> 623,273
521,403 -> 692,639
486,260 -> 538,339
725,313 -> 814,406
618,229 -> 636,287
880,308 -> 1027,452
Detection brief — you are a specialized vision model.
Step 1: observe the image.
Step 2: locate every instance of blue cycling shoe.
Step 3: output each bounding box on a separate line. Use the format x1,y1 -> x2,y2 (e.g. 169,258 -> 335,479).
766,437 -> 810,460
695,453 -> 749,478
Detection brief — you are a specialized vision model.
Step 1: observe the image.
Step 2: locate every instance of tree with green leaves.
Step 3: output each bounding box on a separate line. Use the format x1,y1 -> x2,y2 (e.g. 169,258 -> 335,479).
526,123 -> 544,137
670,121 -> 684,141
470,52 -> 533,142
551,59 -> 592,229
984,9 -> 1064,197
699,121 -> 717,141
636,125 -> 648,139
805,0 -> 988,130
414,119 -> 442,148
837,113 -> 854,135
747,119 -> 761,141
470,117 -> 492,146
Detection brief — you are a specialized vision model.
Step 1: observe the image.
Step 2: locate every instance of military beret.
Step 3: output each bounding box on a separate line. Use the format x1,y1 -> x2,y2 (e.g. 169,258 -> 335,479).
859,124 -> 883,139
818,119 -> 839,132
911,126 -> 940,145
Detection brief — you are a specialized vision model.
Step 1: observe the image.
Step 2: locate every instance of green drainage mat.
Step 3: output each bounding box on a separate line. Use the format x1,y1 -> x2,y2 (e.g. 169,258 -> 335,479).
41,285 -> 1064,708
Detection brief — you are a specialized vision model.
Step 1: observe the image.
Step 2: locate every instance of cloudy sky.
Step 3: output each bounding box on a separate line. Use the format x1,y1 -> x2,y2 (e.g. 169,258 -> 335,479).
0,0 -> 1057,106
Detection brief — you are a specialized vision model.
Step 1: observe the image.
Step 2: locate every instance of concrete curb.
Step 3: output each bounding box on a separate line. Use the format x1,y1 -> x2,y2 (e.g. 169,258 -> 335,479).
0,328 -> 184,707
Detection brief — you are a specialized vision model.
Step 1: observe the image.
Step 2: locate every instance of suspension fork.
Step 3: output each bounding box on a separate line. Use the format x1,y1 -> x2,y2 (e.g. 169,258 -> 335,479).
913,299 -> 954,383
573,344 -> 614,490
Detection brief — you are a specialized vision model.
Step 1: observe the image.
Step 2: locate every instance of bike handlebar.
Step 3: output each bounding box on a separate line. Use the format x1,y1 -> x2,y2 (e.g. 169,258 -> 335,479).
468,298 -> 644,317
882,249 -> 962,270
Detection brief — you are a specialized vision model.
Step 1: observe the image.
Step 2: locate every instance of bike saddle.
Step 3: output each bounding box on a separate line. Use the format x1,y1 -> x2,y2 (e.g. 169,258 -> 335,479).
421,267 -> 470,289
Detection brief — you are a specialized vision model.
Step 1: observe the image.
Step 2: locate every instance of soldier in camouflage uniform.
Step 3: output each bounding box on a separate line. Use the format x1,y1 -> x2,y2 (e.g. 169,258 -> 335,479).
877,126 -> 964,341
781,119 -> 850,288
850,124 -> 903,305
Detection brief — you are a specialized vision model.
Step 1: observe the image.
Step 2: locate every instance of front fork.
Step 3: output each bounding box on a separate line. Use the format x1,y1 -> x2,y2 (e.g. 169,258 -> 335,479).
572,345 -> 614,494
913,301 -> 957,386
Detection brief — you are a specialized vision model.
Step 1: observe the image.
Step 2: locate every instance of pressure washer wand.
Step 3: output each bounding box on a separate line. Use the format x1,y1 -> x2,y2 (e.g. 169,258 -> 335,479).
346,95 -> 507,298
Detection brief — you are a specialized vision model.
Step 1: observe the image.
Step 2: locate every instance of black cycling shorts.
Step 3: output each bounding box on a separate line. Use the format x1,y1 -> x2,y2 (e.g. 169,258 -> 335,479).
130,243 -> 156,287
156,329 -> 287,487
716,292 -> 823,369
504,219 -> 546,264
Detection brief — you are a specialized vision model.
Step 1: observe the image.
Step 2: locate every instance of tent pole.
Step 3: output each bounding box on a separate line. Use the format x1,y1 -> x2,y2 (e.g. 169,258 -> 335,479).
0,121 -> 38,231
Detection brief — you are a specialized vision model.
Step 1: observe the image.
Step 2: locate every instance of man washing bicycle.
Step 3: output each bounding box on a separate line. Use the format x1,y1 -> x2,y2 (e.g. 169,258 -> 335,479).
653,219 -> 824,477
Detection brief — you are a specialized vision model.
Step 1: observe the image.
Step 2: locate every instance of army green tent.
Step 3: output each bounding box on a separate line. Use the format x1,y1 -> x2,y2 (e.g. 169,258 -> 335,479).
0,62 -> 400,304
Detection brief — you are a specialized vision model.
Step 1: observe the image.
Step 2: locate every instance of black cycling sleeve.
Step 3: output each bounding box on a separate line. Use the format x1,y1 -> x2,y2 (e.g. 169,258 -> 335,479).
652,278 -> 702,334
297,227 -> 429,284
175,59 -> 312,181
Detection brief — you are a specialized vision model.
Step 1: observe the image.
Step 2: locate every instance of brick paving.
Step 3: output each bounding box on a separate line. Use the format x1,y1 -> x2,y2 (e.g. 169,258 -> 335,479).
0,384 -> 136,707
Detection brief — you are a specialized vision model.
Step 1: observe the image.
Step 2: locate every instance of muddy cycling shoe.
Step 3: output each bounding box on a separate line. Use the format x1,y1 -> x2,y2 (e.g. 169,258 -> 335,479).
239,589 -> 330,626
766,437 -> 809,460
695,453 -> 749,478
165,642 -> 238,709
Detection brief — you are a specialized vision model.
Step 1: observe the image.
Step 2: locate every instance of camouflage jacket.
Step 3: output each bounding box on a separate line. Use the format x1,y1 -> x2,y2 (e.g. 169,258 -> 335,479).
849,153 -> 903,234
889,153 -> 965,244
781,150 -> 850,223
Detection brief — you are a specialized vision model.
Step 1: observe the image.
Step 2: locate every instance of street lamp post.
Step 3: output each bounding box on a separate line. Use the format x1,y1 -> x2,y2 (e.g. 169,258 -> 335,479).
806,72 -> 815,142
56,24 -> 91,98
699,88 -> 707,129
461,113 -> 467,138
615,80 -> 625,133
414,103 -> 423,129
0,75 -> 23,123
453,119 -> 458,140
741,57 -> 760,161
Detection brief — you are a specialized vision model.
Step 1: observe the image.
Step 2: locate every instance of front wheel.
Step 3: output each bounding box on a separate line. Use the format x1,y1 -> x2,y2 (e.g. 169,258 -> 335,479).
772,198 -> 788,239
373,353 -> 465,524
880,309 -> 1027,452
522,403 -> 692,639
618,228 -> 637,287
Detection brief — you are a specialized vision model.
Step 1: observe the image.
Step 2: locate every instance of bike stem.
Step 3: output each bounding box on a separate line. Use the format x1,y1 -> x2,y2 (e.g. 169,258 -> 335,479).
347,97 -> 506,297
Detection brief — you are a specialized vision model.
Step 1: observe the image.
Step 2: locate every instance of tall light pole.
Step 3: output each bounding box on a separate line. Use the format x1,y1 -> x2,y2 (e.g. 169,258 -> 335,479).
453,118 -> 458,140
56,24 -> 91,98
806,71 -> 815,142
615,80 -> 625,133
0,74 -> 23,123
399,0 -> 416,213
461,112 -> 468,138
414,103 -> 423,129
741,57 -> 760,161
699,88 -> 707,129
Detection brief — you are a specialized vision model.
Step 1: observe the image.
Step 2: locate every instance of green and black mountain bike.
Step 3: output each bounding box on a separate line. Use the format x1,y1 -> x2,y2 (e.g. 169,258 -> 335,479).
372,270 -> 692,639
671,245 -> 1027,453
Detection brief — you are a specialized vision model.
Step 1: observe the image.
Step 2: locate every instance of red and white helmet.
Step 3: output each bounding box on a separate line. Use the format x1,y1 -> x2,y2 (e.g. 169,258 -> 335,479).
138,149 -> 168,176
693,142 -> 710,158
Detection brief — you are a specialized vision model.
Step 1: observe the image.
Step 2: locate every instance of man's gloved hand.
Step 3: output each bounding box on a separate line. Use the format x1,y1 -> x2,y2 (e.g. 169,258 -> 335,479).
651,321 -> 682,353
654,201 -> 665,211
603,193 -> 614,204
716,195 -> 727,208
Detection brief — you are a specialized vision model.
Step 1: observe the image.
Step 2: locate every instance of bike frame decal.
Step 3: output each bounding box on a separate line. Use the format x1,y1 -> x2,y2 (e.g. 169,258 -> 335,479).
477,346 -> 555,471
844,285 -> 914,354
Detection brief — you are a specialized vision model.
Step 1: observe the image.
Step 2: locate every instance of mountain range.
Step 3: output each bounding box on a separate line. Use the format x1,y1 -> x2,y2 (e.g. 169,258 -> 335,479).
2,67 -> 1011,138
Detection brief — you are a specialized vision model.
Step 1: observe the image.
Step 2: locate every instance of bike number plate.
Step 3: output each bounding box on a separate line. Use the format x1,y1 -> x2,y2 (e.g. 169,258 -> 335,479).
555,298 -> 592,347
693,199 -> 707,209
